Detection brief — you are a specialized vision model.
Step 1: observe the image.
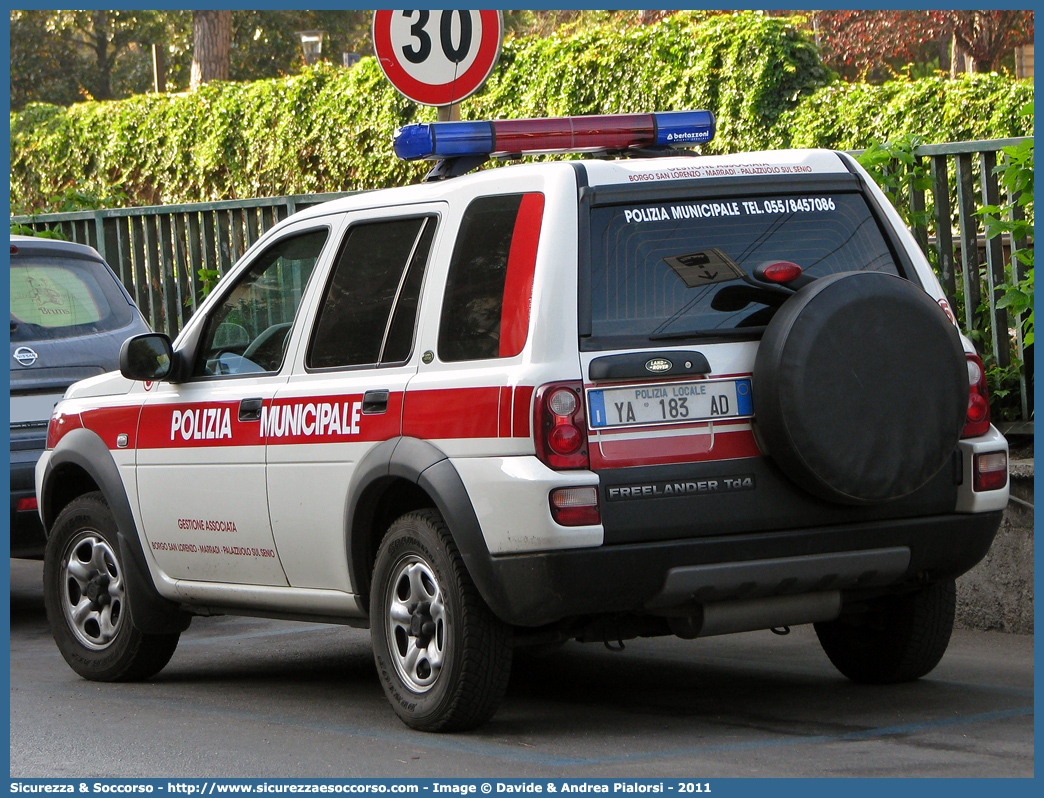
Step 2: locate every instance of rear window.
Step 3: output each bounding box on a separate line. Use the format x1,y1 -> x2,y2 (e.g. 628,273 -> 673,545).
587,191 -> 900,345
10,256 -> 135,342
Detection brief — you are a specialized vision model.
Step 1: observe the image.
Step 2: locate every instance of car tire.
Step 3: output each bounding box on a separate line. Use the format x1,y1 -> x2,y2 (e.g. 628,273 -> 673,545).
753,271 -> 967,505
43,492 -> 180,682
814,579 -> 956,684
371,509 -> 512,732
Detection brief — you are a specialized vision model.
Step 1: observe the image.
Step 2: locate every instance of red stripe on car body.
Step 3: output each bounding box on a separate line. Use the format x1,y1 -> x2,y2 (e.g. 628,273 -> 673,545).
69,385 -> 550,450
512,385 -> 534,437
590,428 -> 761,469
402,387 -> 501,440
79,406 -> 142,450
498,386 -> 513,437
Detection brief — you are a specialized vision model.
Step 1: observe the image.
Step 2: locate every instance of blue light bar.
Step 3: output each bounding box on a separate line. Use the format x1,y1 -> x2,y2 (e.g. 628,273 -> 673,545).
394,121 -> 494,161
655,110 -> 716,147
393,111 -> 715,161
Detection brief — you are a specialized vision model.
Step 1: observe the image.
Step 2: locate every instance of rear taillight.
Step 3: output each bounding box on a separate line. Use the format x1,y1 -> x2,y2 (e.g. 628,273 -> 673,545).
755,260 -> 803,284
16,497 -> 38,513
534,382 -> 589,469
549,486 -> 600,526
973,451 -> 1008,492
962,353 -> 991,438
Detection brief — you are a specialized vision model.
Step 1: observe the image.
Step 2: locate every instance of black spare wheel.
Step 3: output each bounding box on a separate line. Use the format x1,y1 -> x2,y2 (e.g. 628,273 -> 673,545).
753,271 -> 967,505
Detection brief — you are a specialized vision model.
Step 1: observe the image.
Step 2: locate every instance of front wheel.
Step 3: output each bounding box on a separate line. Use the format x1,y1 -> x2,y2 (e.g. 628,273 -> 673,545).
371,509 -> 512,732
43,492 -> 181,681
814,580 -> 956,684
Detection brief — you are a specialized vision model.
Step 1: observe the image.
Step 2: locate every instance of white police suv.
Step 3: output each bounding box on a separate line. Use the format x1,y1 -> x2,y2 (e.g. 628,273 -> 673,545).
37,111 -> 1009,732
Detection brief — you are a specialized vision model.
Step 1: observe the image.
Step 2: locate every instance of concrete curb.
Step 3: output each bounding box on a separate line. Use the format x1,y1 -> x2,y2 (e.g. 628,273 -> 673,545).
956,458 -> 1034,634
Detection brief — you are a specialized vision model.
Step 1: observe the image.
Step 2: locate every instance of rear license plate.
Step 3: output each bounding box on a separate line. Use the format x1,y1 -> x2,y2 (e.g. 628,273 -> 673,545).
587,378 -> 752,429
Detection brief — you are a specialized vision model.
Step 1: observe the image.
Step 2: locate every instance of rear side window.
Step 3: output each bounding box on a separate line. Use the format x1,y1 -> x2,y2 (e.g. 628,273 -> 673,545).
308,216 -> 436,369
438,193 -> 544,362
588,192 -> 899,344
10,256 -> 134,342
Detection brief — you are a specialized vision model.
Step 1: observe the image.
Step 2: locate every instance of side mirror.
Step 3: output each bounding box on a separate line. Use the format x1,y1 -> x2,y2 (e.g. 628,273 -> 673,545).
120,333 -> 174,382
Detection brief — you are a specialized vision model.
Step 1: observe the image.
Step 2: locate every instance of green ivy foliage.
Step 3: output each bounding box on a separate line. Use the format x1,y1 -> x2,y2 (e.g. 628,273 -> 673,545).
9,12 -> 1033,213
784,73 -> 1034,150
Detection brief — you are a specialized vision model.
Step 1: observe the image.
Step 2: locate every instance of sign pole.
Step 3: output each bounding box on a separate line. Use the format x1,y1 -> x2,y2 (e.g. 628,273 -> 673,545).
437,104 -> 460,123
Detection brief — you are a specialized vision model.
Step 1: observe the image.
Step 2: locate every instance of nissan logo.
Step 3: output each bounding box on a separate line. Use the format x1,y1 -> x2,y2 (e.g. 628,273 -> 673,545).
14,346 -> 39,367
645,358 -> 672,373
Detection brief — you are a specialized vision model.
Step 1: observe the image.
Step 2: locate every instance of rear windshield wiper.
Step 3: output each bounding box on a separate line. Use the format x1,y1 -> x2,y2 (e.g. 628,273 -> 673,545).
648,326 -> 765,341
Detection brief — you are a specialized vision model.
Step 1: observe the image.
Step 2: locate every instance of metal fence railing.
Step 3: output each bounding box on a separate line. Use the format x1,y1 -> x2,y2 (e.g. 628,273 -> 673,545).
867,138 -> 1033,433
11,192 -> 355,341
11,139 -> 1033,431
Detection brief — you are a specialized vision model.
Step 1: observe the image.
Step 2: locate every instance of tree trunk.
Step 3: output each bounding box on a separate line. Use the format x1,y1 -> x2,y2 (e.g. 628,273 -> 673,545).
91,10 -> 113,100
190,10 -> 231,89
950,36 -> 969,77
971,56 -> 994,73
937,34 -> 951,75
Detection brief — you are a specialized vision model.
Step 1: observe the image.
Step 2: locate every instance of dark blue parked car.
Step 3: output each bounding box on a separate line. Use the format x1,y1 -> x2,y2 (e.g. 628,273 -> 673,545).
9,235 -> 151,557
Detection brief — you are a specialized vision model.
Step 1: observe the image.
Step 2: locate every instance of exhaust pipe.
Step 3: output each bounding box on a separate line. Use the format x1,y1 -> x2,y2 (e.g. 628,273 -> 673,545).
667,591 -> 841,639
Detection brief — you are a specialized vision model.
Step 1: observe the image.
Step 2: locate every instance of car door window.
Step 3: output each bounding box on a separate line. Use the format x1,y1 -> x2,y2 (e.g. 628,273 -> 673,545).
192,229 -> 328,377
307,215 -> 436,370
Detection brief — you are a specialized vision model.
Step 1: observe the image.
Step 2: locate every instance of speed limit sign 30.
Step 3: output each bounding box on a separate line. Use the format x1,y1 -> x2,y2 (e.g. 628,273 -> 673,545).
373,10 -> 504,106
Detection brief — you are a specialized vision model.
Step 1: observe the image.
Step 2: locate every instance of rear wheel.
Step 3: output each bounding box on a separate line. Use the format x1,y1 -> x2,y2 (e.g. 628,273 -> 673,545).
43,492 -> 180,681
371,509 -> 512,731
814,580 -> 956,684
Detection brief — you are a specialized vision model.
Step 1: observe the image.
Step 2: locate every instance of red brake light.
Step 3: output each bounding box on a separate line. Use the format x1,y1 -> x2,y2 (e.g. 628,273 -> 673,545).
534,382 -> 589,469
16,497 -> 38,513
755,261 -> 803,284
548,424 -> 582,455
962,354 -> 991,438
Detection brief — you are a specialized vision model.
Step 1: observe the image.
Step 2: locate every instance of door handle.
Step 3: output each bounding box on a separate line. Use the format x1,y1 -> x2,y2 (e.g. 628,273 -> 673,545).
362,390 -> 389,415
239,397 -> 264,422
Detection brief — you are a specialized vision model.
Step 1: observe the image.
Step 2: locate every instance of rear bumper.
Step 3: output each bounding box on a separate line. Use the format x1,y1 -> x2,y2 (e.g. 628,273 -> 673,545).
479,510 -> 1002,626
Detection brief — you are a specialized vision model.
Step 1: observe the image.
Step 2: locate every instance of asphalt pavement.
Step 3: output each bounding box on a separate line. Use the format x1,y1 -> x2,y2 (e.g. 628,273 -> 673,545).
8,558 -> 1034,779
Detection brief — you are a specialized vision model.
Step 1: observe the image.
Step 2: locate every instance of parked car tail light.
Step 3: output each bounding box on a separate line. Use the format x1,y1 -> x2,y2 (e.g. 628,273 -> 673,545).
973,451 -> 1008,492
534,382 -> 589,469
16,497 -> 38,513
962,353 -> 991,438
549,486 -> 600,526
46,410 -> 83,449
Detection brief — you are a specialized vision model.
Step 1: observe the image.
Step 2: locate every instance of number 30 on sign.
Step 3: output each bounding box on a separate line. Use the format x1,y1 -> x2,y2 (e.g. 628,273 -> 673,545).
372,10 -> 504,107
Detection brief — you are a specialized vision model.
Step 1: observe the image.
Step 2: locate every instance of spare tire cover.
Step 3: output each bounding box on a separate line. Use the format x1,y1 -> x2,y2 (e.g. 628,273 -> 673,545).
753,271 -> 967,505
